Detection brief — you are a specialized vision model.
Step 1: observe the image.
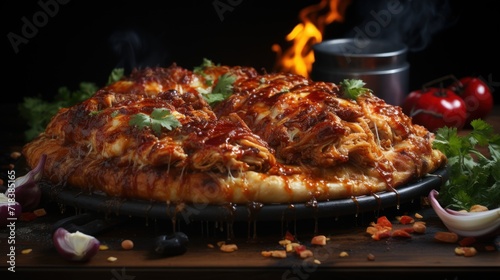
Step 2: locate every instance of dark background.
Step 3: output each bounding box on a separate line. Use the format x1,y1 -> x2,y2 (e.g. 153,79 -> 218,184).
2,0 -> 499,105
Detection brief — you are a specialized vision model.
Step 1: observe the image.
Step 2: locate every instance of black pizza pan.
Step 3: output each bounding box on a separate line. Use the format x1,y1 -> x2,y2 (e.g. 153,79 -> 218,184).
40,166 -> 448,223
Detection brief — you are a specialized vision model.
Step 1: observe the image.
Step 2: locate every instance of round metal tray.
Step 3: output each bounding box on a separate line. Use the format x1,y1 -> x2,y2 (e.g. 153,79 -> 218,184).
41,166 -> 448,222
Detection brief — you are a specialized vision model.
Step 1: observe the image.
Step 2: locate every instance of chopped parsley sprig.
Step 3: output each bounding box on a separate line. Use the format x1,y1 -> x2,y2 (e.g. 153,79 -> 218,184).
339,79 -> 372,100
129,108 -> 181,135
193,58 -> 215,75
19,68 -> 124,141
433,119 -> 500,210
192,58 -> 237,106
203,73 -> 237,106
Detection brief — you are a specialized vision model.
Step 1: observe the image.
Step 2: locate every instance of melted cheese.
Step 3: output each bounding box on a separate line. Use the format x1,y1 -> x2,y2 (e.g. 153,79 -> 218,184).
22,64 -> 447,205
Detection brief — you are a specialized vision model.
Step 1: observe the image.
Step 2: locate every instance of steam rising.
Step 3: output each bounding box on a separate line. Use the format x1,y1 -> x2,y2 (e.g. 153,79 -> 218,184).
345,0 -> 456,52
109,29 -> 168,73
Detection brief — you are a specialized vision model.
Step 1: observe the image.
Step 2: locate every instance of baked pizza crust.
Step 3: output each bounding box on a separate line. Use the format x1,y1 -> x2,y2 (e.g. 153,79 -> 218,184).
22,64 -> 447,205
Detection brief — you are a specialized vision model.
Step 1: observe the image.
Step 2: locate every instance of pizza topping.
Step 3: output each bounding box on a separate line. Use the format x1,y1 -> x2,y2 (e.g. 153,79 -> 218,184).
21,62 -> 447,205
203,73 -> 237,106
129,108 -> 181,135
339,79 -> 372,100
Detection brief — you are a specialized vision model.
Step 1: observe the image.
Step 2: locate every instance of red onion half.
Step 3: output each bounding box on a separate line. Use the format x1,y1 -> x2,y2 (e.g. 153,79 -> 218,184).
14,154 -> 46,212
52,227 -> 100,262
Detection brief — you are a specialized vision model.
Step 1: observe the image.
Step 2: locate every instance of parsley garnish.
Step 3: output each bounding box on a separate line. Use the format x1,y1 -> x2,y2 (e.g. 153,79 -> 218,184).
129,108 -> 181,135
107,68 -> 125,85
192,58 -> 237,106
203,73 -> 237,106
19,68 -> 124,141
339,79 -> 372,100
433,119 -> 500,210
193,58 -> 215,75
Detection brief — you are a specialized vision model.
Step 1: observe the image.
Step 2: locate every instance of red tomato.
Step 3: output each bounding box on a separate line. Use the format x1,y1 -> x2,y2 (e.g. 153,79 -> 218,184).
398,215 -> 414,225
376,216 -> 392,229
458,237 -> 476,247
449,77 -> 493,124
391,229 -> 412,238
284,231 -> 295,241
371,228 -> 391,240
402,87 -> 467,132
294,245 -> 307,254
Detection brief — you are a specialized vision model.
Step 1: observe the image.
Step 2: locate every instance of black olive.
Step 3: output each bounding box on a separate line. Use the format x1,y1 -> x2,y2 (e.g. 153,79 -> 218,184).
172,232 -> 189,245
154,232 -> 189,257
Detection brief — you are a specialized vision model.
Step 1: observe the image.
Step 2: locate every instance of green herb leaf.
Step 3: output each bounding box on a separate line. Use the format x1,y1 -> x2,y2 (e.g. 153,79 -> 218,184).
107,68 -> 124,85
202,73 -> 237,106
19,69 -> 124,141
433,119 -> 500,210
193,58 -> 215,75
339,79 -> 372,100
129,108 -> 181,135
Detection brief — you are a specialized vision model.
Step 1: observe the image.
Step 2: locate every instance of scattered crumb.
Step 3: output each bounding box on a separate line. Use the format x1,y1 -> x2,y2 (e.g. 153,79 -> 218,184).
414,213 -> 423,219
99,245 -> 109,251
107,256 -> 118,262
207,244 -> 215,249
484,245 -> 495,251
33,208 -> 46,217
261,250 -> 287,258
311,235 -> 327,246
299,249 -> 313,259
469,205 -> 488,212
121,239 -> 134,250
220,244 -> 238,253
339,251 -> 349,258
367,253 -> 375,261
10,151 -> 21,159
271,250 -> 287,258
21,249 -> 32,255
279,239 -> 291,246
455,247 -> 477,257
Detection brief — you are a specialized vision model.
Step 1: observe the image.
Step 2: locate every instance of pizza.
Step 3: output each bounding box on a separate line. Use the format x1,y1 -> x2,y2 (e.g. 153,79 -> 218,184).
21,61 -> 447,205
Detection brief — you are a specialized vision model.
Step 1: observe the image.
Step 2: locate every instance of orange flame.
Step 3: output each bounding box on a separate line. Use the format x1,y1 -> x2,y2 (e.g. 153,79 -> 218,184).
272,0 -> 351,78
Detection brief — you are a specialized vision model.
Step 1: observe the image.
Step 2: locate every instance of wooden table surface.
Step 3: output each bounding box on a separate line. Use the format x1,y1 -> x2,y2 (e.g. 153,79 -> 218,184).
1,105 -> 500,280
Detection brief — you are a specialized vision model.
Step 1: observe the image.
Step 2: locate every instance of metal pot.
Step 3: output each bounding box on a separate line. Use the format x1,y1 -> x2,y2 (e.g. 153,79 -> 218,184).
311,38 -> 409,106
